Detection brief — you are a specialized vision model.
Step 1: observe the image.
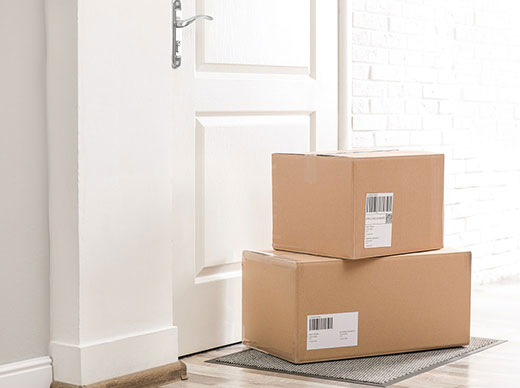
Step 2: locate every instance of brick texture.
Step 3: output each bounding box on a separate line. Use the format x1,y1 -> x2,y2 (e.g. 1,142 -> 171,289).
348,0 -> 520,283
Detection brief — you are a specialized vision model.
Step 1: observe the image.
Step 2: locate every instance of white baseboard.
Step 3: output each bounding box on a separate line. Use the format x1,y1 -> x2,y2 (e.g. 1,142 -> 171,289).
50,325 -> 178,386
0,356 -> 52,388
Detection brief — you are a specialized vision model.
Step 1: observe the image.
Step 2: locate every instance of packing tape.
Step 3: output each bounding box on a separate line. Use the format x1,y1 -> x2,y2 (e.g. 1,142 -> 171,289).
431,154 -> 444,246
316,148 -> 400,157
303,154 -> 317,184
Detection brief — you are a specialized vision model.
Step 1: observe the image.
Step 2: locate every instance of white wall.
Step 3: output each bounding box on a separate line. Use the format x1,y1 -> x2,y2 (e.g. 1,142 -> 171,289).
0,0 -> 49,365
349,0 -> 520,283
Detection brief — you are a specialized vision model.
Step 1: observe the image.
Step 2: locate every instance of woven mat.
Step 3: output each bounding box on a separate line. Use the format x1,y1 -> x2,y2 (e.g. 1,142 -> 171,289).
207,337 -> 504,386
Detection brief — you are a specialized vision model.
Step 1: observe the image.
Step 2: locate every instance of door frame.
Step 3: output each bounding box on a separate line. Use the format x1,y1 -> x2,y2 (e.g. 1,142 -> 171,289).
339,0 -> 353,150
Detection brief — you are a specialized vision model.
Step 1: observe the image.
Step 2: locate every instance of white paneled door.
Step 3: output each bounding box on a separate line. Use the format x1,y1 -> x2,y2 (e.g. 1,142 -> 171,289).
172,0 -> 338,355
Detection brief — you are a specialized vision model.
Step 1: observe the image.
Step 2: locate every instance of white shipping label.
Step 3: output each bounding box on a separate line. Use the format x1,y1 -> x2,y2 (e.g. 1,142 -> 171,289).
364,193 -> 393,249
307,312 -> 358,350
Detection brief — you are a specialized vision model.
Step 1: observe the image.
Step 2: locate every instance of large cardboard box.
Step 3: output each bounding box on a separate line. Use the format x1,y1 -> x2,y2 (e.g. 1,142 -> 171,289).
242,248 -> 471,363
272,150 -> 444,259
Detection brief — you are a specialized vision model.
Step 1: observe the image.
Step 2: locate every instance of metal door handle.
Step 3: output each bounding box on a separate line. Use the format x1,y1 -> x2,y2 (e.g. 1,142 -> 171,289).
175,15 -> 213,29
172,0 -> 213,69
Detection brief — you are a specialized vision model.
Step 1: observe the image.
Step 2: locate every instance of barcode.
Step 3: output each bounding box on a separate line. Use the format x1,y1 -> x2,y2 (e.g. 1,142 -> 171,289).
309,317 -> 333,331
366,195 -> 393,213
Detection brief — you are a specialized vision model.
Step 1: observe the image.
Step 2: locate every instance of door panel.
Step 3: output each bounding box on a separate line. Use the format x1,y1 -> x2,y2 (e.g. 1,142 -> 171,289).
173,0 -> 337,355
197,114 -> 310,273
197,0 -> 310,71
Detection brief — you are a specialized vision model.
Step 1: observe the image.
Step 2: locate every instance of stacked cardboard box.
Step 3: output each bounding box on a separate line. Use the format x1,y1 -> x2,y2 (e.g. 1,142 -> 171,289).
242,150 -> 471,363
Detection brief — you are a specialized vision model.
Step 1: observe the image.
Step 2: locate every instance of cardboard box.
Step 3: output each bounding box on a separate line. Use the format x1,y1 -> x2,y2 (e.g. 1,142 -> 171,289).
272,150 -> 444,259
242,248 -> 471,363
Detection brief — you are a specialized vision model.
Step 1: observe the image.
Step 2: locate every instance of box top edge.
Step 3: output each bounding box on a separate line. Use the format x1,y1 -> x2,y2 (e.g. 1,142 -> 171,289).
244,248 -> 469,264
273,149 -> 444,159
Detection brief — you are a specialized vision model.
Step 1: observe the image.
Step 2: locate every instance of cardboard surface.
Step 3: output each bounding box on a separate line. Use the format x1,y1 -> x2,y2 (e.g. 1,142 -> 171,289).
272,150 -> 444,259
242,248 -> 471,363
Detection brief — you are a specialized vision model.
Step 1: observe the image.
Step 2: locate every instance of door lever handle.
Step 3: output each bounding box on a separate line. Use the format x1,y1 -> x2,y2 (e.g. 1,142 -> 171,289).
172,0 -> 213,69
175,15 -> 213,29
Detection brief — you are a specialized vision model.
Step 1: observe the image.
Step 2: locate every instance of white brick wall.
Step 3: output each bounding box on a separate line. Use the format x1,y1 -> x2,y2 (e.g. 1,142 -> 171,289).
348,0 -> 520,284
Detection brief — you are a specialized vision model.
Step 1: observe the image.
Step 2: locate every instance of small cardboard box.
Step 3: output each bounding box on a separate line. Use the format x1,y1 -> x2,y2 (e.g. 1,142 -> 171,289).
242,248 -> 471,363
272,150 -> 444,259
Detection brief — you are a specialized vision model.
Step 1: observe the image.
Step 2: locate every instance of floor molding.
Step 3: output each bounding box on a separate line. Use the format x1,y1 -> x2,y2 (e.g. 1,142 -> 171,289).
0,356 -> 52,388
50,326 -> 178,385
51,360 -> 186,388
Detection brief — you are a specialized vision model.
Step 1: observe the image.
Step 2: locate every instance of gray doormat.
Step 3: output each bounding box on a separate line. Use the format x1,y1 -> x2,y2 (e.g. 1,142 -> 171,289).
207,337 -> 504,386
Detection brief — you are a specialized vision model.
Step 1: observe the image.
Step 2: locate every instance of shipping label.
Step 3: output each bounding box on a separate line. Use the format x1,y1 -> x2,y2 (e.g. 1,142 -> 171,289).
364,193 -> 393,248
307,312 -> 358,350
